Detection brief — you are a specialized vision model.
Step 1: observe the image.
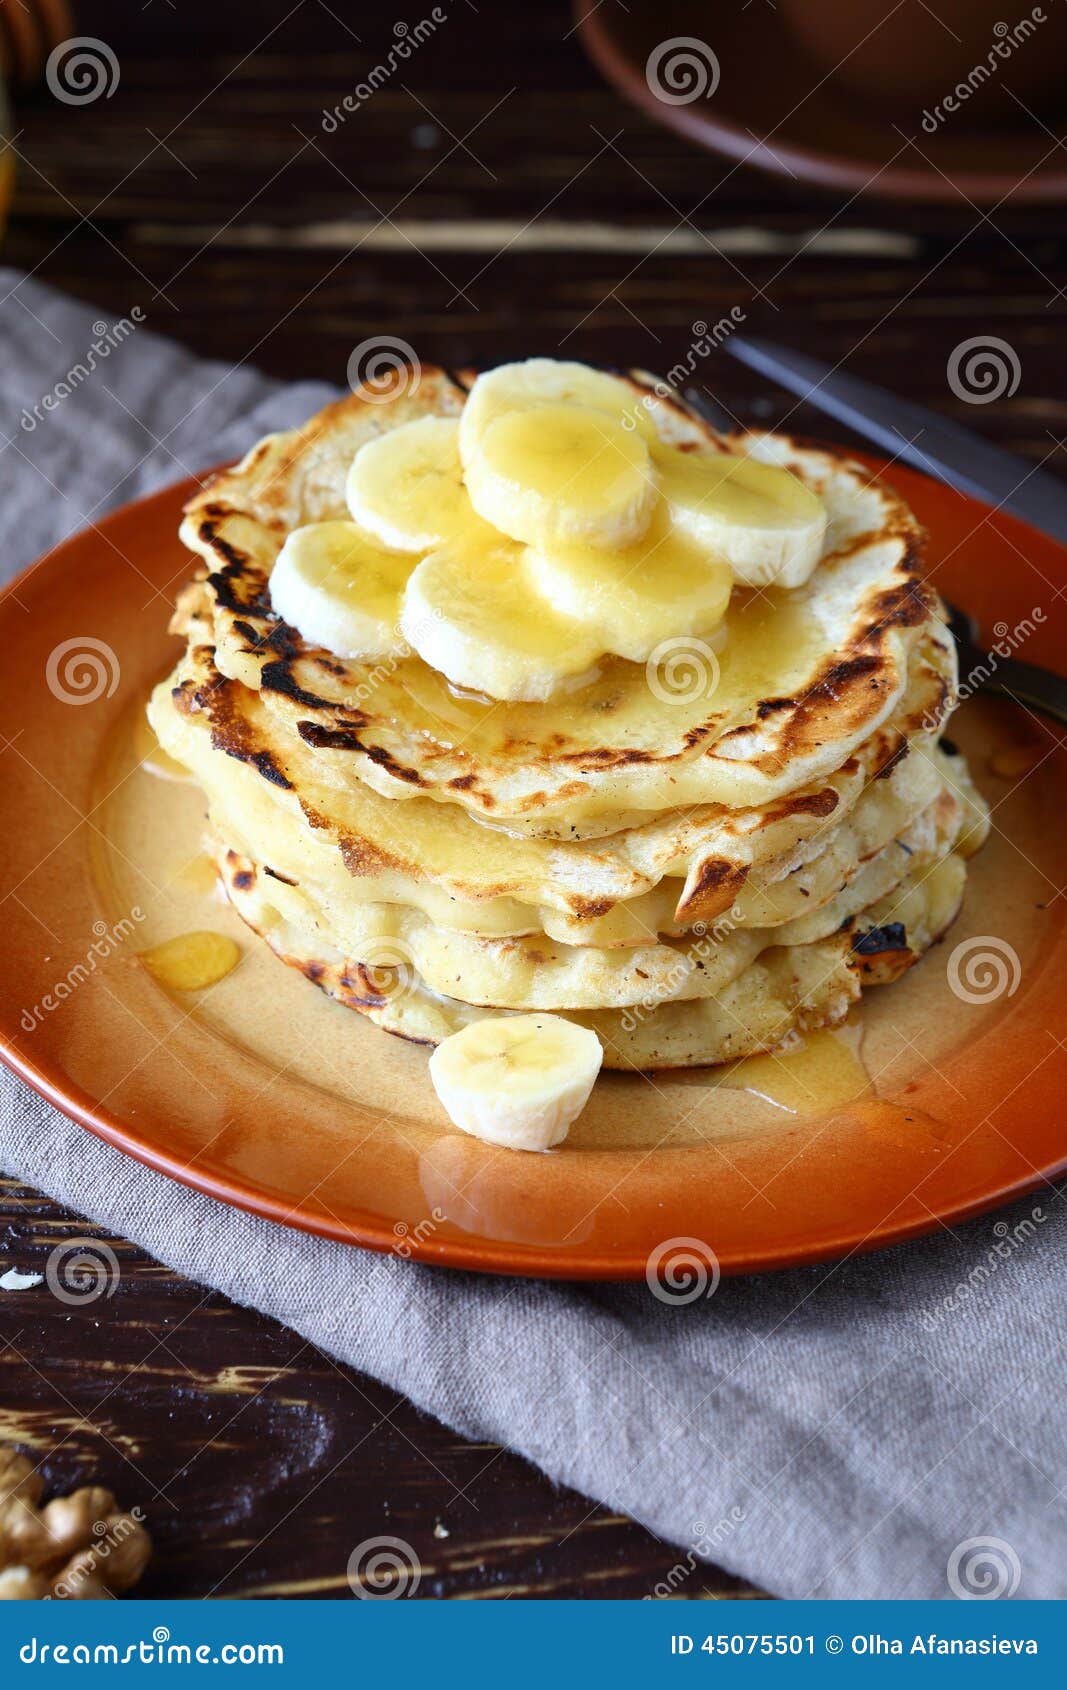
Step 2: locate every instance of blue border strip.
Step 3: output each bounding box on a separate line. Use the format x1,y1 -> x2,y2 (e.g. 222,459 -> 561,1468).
1,1600 -> 1060,1685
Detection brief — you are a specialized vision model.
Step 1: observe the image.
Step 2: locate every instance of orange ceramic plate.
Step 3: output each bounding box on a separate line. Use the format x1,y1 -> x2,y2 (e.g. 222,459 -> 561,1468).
1,460 -> 1065,1280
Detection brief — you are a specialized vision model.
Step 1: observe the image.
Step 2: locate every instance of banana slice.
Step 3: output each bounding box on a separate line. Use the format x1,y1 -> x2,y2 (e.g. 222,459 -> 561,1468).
658,445 -> 827,589
525,505 -> 732,663
429,1013 -> 603,1151
269,521 -> 411,659
345,415 -> 495,554
400,543 -> 602,702
459,358 -> 658,464
465,404 -> 657,550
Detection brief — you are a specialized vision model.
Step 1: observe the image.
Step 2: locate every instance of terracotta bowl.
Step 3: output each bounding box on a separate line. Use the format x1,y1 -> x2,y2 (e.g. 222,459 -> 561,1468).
575,0 -> 1067,204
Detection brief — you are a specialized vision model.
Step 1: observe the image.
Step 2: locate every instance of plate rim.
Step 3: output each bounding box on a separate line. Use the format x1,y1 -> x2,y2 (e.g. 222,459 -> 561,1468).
6,1019 -> 1067,1281
2,468 -> 1066,1281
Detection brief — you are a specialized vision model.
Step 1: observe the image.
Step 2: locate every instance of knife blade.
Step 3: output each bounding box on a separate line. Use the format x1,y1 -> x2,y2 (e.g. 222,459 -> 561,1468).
722,334 -> 1067,549
681,362 -> 1067,725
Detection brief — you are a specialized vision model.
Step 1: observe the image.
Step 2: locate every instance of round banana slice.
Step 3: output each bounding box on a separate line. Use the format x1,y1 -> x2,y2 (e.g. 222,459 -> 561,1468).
400,543 -> 602,702
458,357 -> 658,464
465,404 -> 657,551
429,1013 -> 603,1151
345,415 -> 496,554
658,445 -> 827,589
269,520 -> 411,659
525,505 -> 733,663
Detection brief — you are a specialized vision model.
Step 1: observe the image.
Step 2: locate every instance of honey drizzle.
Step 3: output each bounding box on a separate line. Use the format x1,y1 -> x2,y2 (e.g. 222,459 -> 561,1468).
134,709 -> 194,783
138,931 -> 240,992
168,854 -> 221,897
712,1020 -> 871,1116
387,588 -> 824,748
988,744 -> 1043,780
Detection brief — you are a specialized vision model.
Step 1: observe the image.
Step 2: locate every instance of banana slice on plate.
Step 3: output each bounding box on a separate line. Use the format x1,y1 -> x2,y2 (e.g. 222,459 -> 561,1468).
465,404 -> 657,550
346,415 -> 496,554
429,1013 -> 603,1151
400,543 -> 602,702
458,358 -> 658,462
269,520 -> 411,659
525,505 -> 733,663
658,446 -> 827,589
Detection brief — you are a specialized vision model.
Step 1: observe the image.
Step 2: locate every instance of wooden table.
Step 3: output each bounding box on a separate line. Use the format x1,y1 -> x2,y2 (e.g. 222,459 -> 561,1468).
2,0 -> 1064,1600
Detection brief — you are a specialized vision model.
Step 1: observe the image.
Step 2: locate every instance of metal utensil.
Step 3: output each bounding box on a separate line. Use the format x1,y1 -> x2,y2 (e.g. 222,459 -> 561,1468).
942,599 -> 1067,727
680,362 -> 1067,726
722,333 -> 1067,549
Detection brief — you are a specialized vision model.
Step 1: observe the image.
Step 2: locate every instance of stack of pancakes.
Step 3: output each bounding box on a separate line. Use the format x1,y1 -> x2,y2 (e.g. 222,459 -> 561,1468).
150,368 -> 988,1070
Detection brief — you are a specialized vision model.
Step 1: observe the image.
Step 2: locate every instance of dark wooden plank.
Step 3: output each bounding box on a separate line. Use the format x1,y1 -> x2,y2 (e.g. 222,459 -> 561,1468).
0,1178 -> 761,1600
6,0 -> 1064,459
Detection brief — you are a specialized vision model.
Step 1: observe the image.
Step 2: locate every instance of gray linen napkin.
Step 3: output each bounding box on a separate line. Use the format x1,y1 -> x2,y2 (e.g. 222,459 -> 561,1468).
2,272 -> 1065,1601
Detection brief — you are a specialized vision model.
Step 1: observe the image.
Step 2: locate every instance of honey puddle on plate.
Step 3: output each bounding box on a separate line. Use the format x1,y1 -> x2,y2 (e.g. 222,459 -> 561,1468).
169,854 -> 222,898
712,1018 -> 871,1116
133,708 -> 194,783
127,714 -> 240,991
987,744 -> 1044,780
138,931 -> 241,992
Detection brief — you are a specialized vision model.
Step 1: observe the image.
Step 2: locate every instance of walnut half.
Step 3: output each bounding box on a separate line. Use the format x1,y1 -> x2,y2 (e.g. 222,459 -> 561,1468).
0,1445 -> 151,1600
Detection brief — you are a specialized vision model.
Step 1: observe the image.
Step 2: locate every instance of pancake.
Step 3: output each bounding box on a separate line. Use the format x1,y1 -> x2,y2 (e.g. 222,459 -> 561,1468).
177,367 -> 933,831
149,627 -> 957,945
216,846 -> 969,1071
205,770 -> 980,1012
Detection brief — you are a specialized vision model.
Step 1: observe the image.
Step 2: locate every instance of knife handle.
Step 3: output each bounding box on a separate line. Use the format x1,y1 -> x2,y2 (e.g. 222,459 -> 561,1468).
987,657 -> 1067,728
